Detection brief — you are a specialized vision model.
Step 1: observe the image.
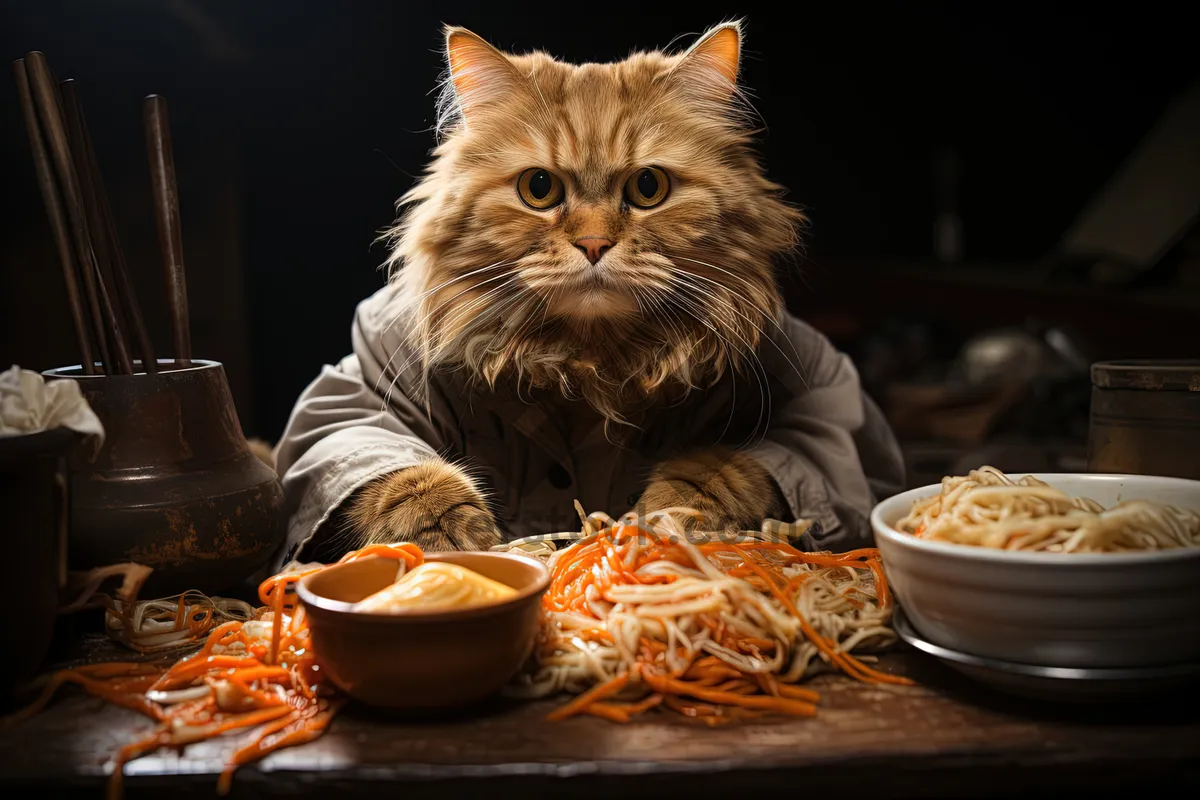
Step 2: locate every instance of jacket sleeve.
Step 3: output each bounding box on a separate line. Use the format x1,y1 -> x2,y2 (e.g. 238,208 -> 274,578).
272,292 -> 450,565
747,314 -> 906,552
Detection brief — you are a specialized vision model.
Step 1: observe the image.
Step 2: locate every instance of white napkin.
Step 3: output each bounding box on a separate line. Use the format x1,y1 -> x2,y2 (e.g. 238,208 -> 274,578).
0,365 -> 105,442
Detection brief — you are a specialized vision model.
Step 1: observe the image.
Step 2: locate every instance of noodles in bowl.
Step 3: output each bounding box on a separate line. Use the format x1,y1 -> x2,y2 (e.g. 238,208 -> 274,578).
896,466 -> 1200,553
871,471 -> 1200,668
352,561 -> 519,613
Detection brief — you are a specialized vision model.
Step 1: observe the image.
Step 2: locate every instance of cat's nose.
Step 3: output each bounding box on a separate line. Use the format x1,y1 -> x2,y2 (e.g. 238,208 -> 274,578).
574,236 -> 614,265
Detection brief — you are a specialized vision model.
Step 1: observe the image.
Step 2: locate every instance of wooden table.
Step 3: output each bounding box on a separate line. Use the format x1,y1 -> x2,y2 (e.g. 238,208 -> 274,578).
3,647 -> 1198,799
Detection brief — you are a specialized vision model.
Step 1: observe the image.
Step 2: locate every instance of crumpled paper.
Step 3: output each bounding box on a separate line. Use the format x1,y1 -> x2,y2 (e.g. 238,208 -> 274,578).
0,365 -> 104,442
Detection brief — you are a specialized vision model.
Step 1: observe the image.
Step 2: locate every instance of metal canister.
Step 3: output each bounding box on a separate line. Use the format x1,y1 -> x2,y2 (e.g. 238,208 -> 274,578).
1088,360 -> 1200,479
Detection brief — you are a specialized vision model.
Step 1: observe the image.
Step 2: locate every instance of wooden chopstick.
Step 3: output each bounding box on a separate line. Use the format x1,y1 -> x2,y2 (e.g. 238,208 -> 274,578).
24,51 -> 113,374
60,79 -> 134,375
61,78 -> 156,374
85,121 -> 158,375
143,94 -> 192,369
13,58 -> 96,374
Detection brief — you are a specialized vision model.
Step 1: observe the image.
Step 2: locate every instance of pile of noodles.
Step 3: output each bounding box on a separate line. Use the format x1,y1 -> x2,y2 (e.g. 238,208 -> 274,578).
503,506 -> 912,725
896,466 -> 1200,553
5,543 -> 424,800
105,590 -> 258,654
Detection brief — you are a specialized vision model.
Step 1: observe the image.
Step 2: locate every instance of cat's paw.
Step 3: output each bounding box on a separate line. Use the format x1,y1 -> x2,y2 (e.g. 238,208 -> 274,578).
631,448 -> 780,532
347,460 -> 500,551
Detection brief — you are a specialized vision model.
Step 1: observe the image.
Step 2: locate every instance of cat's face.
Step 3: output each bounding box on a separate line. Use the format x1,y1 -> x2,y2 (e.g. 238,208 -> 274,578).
389,23 -> 803,422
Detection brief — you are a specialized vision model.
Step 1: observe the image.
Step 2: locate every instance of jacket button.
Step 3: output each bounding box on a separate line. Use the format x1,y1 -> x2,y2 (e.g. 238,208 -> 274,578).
548,464 -> 572,490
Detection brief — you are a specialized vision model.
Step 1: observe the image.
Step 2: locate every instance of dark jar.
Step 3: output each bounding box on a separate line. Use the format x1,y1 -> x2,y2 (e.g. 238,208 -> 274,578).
43,360 -> 286,597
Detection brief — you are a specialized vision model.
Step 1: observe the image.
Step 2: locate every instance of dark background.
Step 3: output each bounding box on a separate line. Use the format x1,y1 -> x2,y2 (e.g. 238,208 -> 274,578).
2,0 -> 1197,445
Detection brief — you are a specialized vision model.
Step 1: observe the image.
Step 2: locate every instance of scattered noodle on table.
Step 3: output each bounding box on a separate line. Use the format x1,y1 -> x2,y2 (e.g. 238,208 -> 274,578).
505,506 -> 912,725
4,543 -> 425,800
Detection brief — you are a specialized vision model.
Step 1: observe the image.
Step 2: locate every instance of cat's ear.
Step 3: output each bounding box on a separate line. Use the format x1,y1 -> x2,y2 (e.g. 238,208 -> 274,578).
444,26 -> 521,123
672,21 -> 742,103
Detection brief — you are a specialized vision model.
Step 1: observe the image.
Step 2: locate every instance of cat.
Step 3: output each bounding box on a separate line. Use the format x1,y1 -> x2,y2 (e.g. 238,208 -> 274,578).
266,21 -> 903,562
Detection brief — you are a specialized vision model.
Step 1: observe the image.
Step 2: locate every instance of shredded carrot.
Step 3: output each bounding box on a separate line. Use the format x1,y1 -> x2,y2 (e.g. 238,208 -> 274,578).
540,519 -> 912,725
171,594 -> 188,630
755,673 -> 821,703
2,664 -> 164,727
8,542 -> 429,799
336,542 -> 424,567
545,669 -> 632,721
216,701 -> 340,795
606,693 -> 664,716
268,575 -> 287,664
215,712 -> 303,795
583,702 -> 631,723
187,607 -> 214,636
642,671 -> 818,716
200,622 -> 243,656
712,679 -> 758,694
660,694 -> 764,726
730,544 -> 912,687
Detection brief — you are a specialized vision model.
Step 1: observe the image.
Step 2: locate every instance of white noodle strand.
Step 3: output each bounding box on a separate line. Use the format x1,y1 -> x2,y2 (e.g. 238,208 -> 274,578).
896,467 -> 1200,552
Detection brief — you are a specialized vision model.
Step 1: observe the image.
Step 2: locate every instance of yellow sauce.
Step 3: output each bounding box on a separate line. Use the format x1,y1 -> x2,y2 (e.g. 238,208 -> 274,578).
353,561 -> 518,613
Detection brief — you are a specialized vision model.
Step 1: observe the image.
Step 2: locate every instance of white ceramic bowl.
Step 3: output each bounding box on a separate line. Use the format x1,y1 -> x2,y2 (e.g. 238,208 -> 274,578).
871,473 -> 1200,668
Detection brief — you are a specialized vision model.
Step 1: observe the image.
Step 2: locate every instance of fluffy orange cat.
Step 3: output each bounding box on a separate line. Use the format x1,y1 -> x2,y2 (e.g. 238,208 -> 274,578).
265,22 -> 904,563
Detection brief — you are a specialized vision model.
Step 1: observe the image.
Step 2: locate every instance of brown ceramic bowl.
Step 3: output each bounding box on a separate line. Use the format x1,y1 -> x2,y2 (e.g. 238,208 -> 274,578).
296,551 -> 550,710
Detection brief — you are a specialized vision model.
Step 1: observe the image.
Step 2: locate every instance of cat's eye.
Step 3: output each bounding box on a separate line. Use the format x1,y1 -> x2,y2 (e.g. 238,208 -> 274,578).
517,168 -> 565,210
624,167 -> 670,209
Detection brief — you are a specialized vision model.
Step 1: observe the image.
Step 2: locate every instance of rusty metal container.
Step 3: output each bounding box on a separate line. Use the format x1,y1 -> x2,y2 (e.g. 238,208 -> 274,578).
43,360 -> 285,597
1087,360 -> 1200,480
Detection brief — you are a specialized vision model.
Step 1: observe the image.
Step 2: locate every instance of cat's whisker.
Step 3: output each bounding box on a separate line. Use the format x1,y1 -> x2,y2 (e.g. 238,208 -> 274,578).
479,294 -> 548,390
666,283 -> 772,446
711,333 -> 740,445
669,274 -> 768,353
533,284 -> 560,344
630,260 -> 725,390
637,288 -> 701,388
650,293 -> 695,361
458,299 -> 534,369
410,259 -> 520,306
677,283 -> 807,405
628,282 -> 651,315
390,289 -> 533,412
425,275 -> 522,338
382,277 -> 524,408
660,288 -> 737,369
690,295 -> 771,447
634,254 -> 697,332
377,258 -> 518,348
672,255 -> 774,308
419,278 -> 524,364
375,270 -> 519,397
419,271 -> 522,334
672,257 -> 808,390
374,270 -> 520,401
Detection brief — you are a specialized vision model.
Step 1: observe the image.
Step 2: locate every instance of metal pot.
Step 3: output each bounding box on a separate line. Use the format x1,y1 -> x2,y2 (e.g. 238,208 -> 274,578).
1087,360 -> 1200,480
43,360 -> 285,597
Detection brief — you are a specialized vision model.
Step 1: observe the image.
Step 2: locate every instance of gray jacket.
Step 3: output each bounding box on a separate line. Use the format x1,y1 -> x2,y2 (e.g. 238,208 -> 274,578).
273,282 -> 905,566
